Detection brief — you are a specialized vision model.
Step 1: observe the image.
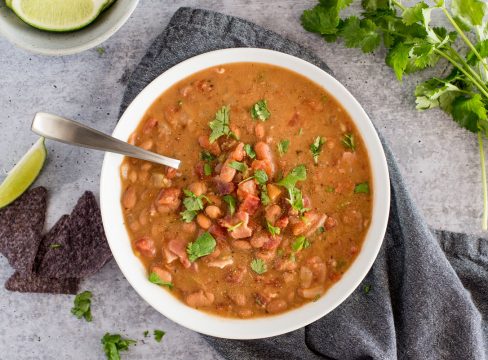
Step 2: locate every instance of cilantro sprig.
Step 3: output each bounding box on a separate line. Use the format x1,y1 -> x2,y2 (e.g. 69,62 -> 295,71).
250,258 -> 267,274
209,105 -> 236,143
71,291 -> 92,322
277,165 -> 309,214
148,272 -> 173,289
302,0 -> 488,230
180,189 -> 208,223
310,136 -> 325,164
101,333 -> 136,360
251,100 -> 271,121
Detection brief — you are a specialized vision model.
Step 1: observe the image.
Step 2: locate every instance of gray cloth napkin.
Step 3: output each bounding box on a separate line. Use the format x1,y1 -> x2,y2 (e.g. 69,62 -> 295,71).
120,7 -> 488,360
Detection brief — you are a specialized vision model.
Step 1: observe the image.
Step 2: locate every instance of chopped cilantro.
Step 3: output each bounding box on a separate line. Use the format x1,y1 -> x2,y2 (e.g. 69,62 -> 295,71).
325,185 -> 335,193
101,333 -> 136,360
250,100 -> 271,121
254,169 -> 268,185
260,185 -> 271,205
148,272 -> 173,289
204,163 -> 212,176
363,284 -> 371,294
266,221 -> 281,236
317,226 -> 325,234
289,253 -> 296,262
342,133 -> 356,151
229,161 -> 248,173
288,187 -> 309,214
154,330 -> 166,342
298,128 -> 303,136
291,236 -> 310,252
71,291 -> 92,322
209,105 -> 234,143
143,330 -> 149,337
180,189 -> 207,223
223,195 -> 237,216
244,144 -> 256,159
277,249 -> 284,257
250,258 -> 267,274
49,243 -> 61,249
277,165 -> 307,189
354,182 -> 370,194
96,47 -> 105,55
200,150 -> 215,161
310,136 -> 325,164
277,139 -> 290,156
186,232 -> 216,262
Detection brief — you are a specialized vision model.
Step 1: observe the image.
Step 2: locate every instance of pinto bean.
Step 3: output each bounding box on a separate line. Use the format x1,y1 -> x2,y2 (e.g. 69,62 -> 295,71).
298,285 -> 325,299
300,266 -> 313,289
140,140 -> 153,150
250,233 -> 267,248
232,240 -> 252,250
219,160 -> 237,183
265,205 -> 281,224
226,266 -> 247,284
122,186 -> 137,209
143,117 -> 158,133
266,299 -> 288,314
254,141 -> 276,177
188,181 -> 207,197
185,290 -> 215,308
231,142 -> 245,161
135,236 -> 156,258
256,249 -> 276,262
228,292 -> 246,306
205,205 -> 222,219
157,187 -> 181,210
325,216 -> 337,230
198,135 -> 221,156
182,222 -> 197,234
255,123 -> 265,139
196,213 -> 212,229
151,266 -> 172,283
274,258 -> 297,271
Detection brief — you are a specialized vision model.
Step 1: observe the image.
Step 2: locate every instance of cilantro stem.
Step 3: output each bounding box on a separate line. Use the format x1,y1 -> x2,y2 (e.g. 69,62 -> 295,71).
441,7 -> 488,74
391,0 -> 406,12
434,48 -> 488,98
479,132 -> 488,231
447,47 -> 488,94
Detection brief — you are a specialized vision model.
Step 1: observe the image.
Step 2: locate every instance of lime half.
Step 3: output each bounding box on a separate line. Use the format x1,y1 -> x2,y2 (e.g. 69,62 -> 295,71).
10,0 -> 110,32
0,137 -> 47,209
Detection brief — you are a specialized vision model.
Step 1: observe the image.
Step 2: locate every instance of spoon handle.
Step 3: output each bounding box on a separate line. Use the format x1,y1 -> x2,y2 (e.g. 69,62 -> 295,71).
31,112 -> 180,169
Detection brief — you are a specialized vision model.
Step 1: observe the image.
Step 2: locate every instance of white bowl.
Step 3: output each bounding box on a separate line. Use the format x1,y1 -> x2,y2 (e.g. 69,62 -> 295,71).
0,0 -> 138,56
100,48 -> 390,339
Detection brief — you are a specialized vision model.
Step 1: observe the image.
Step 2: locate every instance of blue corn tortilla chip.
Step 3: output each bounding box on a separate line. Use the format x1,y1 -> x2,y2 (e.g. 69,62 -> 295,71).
38,191 -> 112,278
0,187 -> 46,274
5,271 -> 79,295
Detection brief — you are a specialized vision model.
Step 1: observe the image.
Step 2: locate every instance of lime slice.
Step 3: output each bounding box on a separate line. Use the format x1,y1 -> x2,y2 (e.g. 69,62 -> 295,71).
10,0 -> 110,32
0,137 -> 47,209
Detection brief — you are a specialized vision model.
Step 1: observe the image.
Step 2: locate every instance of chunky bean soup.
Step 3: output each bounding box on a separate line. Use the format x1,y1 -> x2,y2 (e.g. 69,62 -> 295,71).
120,63 -> 372,318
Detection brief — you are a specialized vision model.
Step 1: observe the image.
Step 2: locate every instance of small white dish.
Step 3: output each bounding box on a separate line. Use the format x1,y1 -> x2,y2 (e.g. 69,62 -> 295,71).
0,0 -> 138,56
100,48 -> 390,339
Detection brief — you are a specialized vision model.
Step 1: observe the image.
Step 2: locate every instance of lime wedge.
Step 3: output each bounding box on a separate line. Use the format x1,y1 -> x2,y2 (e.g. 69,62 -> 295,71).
10,0 -> 111,32
0,137 -> 47,209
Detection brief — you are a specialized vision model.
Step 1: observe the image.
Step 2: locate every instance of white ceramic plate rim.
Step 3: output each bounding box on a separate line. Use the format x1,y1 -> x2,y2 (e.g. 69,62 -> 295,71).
0,0 -> 139,56
100,48 -> 390,339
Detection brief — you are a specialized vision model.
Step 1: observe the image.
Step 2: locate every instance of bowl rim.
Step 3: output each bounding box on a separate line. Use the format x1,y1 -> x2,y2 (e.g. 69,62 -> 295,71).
100,48 -> 390,339
0,0 -> 139,56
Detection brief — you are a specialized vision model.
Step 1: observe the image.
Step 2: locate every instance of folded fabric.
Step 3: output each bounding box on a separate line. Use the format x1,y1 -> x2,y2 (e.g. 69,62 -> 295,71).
120,7 -> 487,359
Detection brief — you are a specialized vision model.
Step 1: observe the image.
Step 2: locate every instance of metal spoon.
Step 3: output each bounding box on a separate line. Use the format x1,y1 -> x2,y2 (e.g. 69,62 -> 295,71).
31,112 -> 180,169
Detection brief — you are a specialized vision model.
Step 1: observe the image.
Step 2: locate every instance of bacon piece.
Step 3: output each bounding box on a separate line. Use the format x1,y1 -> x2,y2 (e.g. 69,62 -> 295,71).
275,216 -> 289,230
214,177 -> 235,195
167,238 -> 191,268
156,187 -> 181,210
262,235 -> 281,250
292,212 -> 327,236
220,212 -> 253,239
198,135 -> 221,156
135,236 -> 156,258
238,194 -> 260,215
237,179 -> 257,201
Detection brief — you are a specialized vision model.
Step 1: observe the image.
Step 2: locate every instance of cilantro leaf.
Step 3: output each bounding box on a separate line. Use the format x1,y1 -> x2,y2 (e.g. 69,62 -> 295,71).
341,133 -> 356,151
71,291 -> 92,322
148,272 -> 173,289
244,144 -> 256,159
180,189 -> 206,223
301,3 -> 340,35
288,187 -> 309,214
340,17 -> 381,53
310,136 -> 326,164
451,94 -> 488,134
143,330 -> 149,337
292,236 -> 311,252
354,182 -> 370,194
277,139 -> 290,156
200,150 -> 215,161
209,105 -> 232,143
250,258 -> 267,274
467,39 -> 488,65
254,169 -> 268,185
401,1 -> 429,25
101,333 -> 136,360
223,195 -> 236,216
260,185 -> 271,205
386,43 -> 413,81
49,243 -> 61,249
186,232 -> 216,262
251,100 -> 271,121
451,0 -> 486,29
229,161 -> 248,173
266,221 -> 281,236
363,284 -> 371,294
204,163 -> 212,176
154,330 -> 166,343
414,75 -> 462,111
277,165 -> 307,189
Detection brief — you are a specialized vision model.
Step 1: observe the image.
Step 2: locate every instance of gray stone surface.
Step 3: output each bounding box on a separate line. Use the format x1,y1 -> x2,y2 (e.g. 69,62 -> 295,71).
0,1 -> 484,359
